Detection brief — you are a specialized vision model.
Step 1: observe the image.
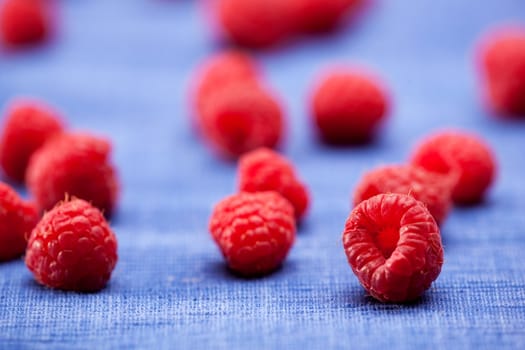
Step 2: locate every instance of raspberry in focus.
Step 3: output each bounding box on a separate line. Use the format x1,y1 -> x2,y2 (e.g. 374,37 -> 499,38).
411,131 -> 497,204
0,99 -> 64,183
238,148 -> 309,221
0,182 -> 38,261
290,0 -> 361,33
0,0 -> 52,46
200,84 -> 285,159
25,199 -> 118,292
216,0 -> 295,48
353,164 -> 454,225
311,69 -> 389,144
26,132 -> 119,216
209,191 -> 296,276
478,27 -> 525,116
342,193 -> 444,303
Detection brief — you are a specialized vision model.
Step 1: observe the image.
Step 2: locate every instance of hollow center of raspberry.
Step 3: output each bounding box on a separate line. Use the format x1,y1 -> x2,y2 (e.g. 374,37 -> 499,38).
374,226 -> 400,259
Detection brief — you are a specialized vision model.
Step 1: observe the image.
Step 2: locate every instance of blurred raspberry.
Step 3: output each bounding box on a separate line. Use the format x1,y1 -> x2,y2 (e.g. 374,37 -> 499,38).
200,84 -> 285,159
0,99 -> 64,183
411,131 -> 497,204
0,0 -> 52,46
25,199 -> 118,292
311,69 -> 389,144
343,193 -> 444,303
26,132 -> 119,216
238,148 -> 309,221
216,0 -> 295,48
0,182 -> 38,261
291,0 -> 362,33
353,164 -> 454,225
209,191 -> 296,276
478,26 -> 525,116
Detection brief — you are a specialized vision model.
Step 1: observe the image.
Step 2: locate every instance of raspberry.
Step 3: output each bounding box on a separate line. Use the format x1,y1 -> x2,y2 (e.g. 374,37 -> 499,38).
410,131 -> 497,204
209,191 -> 296,276
238,148 -> 309,221
311,69 -> 389,144
0,182 -> 38,261
216,0 -> 295,47
342,193 -> 444,303
0,0 -> 51,47
26,132 -> 119,216
199,84 -> 285,159
478,27 -> 525,116
193,51 -> 259,123
290,0 -> 361,32
25,199 -> 118,292
353,165 -> 454,225
0,99 -> 64,183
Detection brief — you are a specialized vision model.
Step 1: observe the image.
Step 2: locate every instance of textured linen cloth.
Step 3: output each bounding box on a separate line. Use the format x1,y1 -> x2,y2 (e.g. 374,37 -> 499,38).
1,0 -> 524,349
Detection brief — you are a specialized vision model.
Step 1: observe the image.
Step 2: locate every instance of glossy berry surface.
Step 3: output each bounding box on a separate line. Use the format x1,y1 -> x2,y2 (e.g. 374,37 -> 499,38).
311,70 -> 389,144
353,164 -> 454,224
0,99 -> 64,183
238,148 -> 309,220
342,193 -> 444,303
209,191 -> 296,276
25,199 -> 118,292
411,131 -> 497,204
0,182 -> 38,261
26,132 -> 119,216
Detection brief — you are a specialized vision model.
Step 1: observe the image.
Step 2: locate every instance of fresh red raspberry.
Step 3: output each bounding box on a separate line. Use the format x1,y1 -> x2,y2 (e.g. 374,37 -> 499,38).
290,0 -> 362,32
216,0 -> 295,48
0,182 -> 38,261
477,27 -> 525,116
238,148 -> 309,221
193,51 -> 259,123
353,165 -> 454,225
209,191 -> 296,276
342,193 -> 444,303
200,84 -> 285,159
311,69 -> 389,144
0,0 -> 52,47
410,131 -> 497,204
25,199 -> 118,292
26,132 -> 119,216
0,99 -> 64,183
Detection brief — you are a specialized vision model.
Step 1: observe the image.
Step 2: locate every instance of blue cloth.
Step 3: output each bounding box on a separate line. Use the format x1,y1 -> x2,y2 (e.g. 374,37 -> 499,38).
1,0 -> 525,349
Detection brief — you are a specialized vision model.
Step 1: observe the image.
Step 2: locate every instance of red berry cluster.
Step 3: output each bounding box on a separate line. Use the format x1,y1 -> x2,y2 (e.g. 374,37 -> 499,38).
209,147 -> 309,276
0,0 -> 54,48
344,130 -> 497,302
214,0 -> 363,48
0,98 -> 119,292
192,51 -> 285,159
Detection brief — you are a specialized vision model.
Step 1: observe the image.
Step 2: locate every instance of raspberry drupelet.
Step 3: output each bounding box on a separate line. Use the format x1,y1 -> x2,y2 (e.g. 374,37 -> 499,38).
26,132 -> 119,217
342,193 -> 444,303
0,99 -> 64,183
238,148 -> 309,221
411,130 -> 497,204
0,0 -> 52,47
353,164 -> 455,225
290,0 -> 362,33
0,182 -> 39,261
209,191 -> 296,276
311,69 -> 389,144
25,199 -> 118,292
477,26 -> 525,116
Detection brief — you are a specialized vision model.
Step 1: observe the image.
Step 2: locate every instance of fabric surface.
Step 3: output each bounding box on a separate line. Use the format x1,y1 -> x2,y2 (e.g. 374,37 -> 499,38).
1,0 -> 525,349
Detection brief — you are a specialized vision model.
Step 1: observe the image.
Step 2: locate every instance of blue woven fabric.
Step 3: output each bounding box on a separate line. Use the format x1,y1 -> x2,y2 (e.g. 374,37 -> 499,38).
1,0 -> 525,349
